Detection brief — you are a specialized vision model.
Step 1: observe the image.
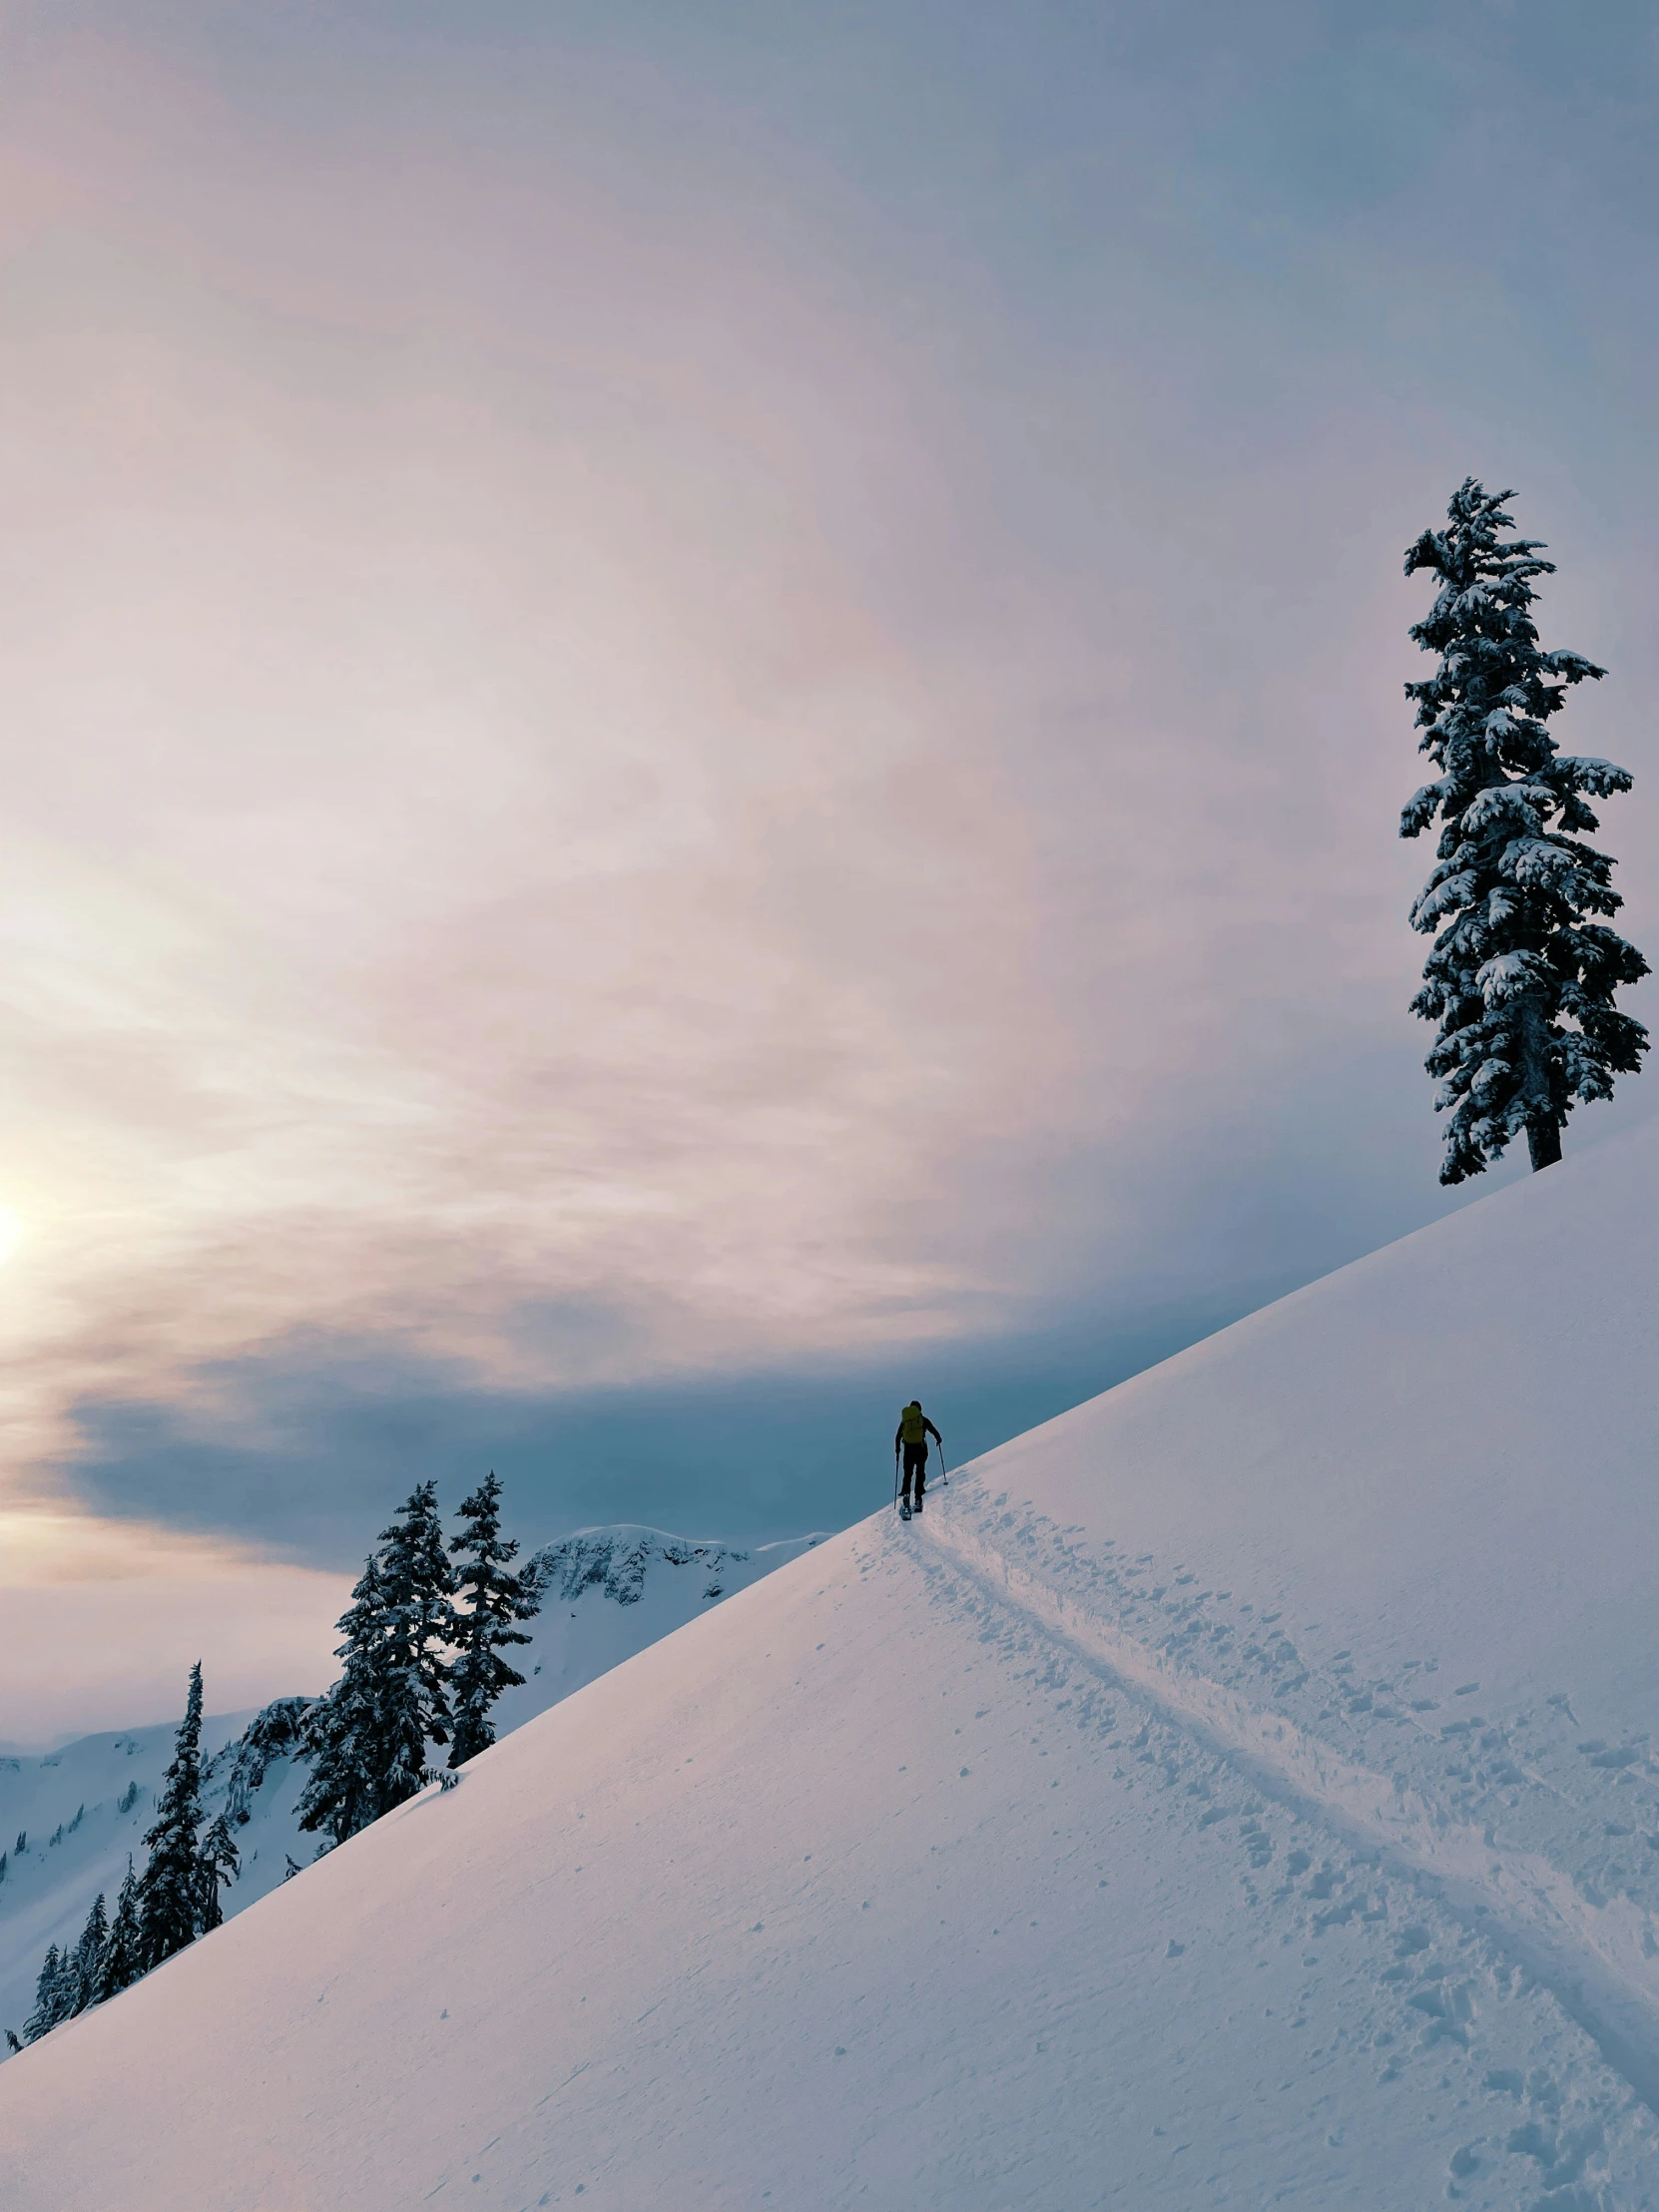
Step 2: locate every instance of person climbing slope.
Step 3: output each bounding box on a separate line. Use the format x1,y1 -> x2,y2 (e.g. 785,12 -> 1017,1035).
893,1400 -> 942,1520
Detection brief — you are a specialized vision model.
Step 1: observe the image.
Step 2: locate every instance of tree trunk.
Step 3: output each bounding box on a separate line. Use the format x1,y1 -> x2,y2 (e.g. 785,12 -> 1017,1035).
1517,993 -> 1561,1171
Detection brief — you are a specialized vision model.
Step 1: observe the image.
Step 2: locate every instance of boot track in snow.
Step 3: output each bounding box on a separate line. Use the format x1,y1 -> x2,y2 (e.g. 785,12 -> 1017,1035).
912,1494 -> 1659,2121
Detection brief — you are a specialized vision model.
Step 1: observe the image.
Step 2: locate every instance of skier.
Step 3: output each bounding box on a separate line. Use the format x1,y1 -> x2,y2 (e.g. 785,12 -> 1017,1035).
893,1400 -> 942,1520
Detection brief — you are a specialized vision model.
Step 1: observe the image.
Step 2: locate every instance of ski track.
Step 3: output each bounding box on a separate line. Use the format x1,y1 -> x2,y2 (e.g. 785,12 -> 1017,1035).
916,1481 -> 1659,2135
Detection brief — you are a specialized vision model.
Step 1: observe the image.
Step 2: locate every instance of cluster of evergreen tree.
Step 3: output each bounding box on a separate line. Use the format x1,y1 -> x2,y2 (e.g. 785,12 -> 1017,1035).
1401,480 -> 1648,1180
17,1661 -> 239,2045
10,1473 -> 537,2047
297,1473 -> 539,1846
20,1872 -> 136,2043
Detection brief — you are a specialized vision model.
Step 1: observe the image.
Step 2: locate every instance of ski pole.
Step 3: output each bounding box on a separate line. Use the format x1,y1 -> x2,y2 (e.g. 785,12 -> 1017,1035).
893,1445 -> 901,1514
935,1440 -> 948,1489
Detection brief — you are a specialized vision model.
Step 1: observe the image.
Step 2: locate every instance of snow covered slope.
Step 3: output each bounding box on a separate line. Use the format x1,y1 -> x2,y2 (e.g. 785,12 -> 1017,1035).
0,1529 -> 821,2045
6,1124 -> 1659,2207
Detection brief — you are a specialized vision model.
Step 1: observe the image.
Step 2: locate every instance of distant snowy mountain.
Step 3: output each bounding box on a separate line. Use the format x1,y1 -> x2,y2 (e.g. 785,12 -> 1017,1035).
495,1526 -> 822,1738
6,1124 -> 1659,2206
0,1526 -> 822,2046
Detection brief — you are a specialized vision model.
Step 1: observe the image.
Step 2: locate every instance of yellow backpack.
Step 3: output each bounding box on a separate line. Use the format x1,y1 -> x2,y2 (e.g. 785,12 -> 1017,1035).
899,1402 -> 928,1444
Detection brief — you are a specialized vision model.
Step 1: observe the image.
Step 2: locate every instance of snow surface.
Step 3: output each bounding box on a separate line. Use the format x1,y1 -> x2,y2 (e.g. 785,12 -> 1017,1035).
6,1123 -> 1659,2207
0,1529 -> 822,2045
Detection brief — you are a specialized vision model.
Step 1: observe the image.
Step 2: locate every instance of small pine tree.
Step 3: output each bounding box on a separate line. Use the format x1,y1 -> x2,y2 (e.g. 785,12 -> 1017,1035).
448,1472 -> 541,1768
22,1945 -> 70,2042
66,1893 -> 108,2016
197,1813 -> 241,1934
1401,479 -> 1649,1180
135,1661 -> 210,1971
94,1859 -> 143,2003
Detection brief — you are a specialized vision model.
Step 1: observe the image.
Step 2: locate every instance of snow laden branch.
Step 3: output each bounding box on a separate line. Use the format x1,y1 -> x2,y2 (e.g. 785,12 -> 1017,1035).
1399,478 -> 1648,1182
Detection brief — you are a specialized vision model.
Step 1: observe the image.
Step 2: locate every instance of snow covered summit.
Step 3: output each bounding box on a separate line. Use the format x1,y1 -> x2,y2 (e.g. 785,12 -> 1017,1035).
5,1123 -> 1659,2207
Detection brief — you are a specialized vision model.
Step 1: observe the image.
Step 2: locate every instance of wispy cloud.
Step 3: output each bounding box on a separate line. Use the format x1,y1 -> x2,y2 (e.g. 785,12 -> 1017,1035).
1,6 -> 1656,1727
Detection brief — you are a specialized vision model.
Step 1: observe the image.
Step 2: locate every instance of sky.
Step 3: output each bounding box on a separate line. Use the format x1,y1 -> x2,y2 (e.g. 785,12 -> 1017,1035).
3,0 -> 1658,1739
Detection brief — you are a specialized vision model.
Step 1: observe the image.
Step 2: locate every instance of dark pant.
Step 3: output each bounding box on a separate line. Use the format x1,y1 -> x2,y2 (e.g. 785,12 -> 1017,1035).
901,1442 -> 928,1503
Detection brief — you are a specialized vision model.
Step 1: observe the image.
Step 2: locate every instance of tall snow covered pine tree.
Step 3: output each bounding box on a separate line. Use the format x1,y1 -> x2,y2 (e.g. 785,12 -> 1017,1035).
296,1556 -> 391,1848
135,1660 -> 211,1971
448,1471 -> 540,1768
378,1478 -> 459,1777
297,1482 -> 459,1846
1401,479 -> 1648,1181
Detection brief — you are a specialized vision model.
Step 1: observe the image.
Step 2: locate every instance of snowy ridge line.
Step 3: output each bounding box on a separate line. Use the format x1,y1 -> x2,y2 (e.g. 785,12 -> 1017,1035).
922,1506 -> 1659,2114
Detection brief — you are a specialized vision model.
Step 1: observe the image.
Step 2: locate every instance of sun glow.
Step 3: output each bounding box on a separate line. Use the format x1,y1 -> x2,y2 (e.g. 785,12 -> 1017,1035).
0,1205 -> 21,1266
